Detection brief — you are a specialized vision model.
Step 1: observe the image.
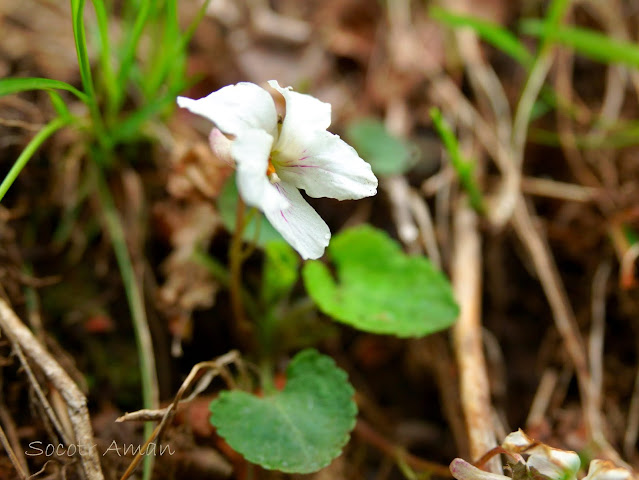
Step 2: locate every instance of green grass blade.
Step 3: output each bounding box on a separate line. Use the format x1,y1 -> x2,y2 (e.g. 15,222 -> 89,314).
69,0 -> 111,149
142,0 -> 180,98
177,0 -> 212,51
430,108 -> 485,213
110,83 -> 187,143
94,164 -> 158,480
0,77 -> 88,103
47,91 -> 73,121
144,0 -> 210,98
70,0 -> 97,101
521,20 -> 639,68
430,7 -> 533,66
116,0 -> 155,107
90,0 -> 118,115
0,117 -> 70,202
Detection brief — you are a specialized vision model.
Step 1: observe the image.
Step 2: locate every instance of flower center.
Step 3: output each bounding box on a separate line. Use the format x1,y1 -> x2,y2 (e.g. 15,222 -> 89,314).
266,158 -> 277,177
266,156 -> 281,183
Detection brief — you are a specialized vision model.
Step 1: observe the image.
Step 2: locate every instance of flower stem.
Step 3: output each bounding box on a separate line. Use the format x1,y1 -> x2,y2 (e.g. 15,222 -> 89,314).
229,198 -> 255,349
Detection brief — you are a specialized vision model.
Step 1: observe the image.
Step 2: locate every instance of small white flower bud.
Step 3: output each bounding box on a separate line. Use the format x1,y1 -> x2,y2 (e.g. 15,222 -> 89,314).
583,460 -> 633,480
208,128 -> 234,166
449,458 -> 510,480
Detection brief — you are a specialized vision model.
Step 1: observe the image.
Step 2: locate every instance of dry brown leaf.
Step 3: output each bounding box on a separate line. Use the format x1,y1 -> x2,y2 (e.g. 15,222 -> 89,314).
154,200 -> 220,348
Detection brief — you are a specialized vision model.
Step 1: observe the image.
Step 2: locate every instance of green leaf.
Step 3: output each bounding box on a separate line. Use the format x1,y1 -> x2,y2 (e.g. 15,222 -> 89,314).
302,225 -> 459,337
345,118 -> 415,176
217,174 -> 284,246
430,108 -> 485,213
0,116 -> 70,202
210,349 -> 357,473
261,241 -> 300,306
430,7 -> 533,67
0,77 -> 88,103
70,0 -> 97,102
115,0 -> 153,108
520,20 -> 639,68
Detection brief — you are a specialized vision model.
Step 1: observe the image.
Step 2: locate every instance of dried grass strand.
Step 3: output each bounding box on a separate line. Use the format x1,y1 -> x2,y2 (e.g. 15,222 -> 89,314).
0,298 -> 104,480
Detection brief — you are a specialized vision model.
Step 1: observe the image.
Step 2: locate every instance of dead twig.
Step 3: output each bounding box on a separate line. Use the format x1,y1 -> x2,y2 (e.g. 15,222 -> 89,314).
451,200 -> 500,472
118,351 -> 240,480
519,177 -> 600,203
0,421 -> 27,479
408,189 -> 441,268
382,176 -> 419,254
526,369 -> 559,430
624,367 -> 639,459
0,402 -> 29,476
511,198 -> 617,458
12,335 -> 73,447
354,419 -> 452,478
0,298 -> 104,480
589,261 -> 628,467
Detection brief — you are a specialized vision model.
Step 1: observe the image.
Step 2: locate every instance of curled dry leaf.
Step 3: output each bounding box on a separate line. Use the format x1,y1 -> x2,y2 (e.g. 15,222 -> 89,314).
167,129 -> 233,201
157,114 -> 234,353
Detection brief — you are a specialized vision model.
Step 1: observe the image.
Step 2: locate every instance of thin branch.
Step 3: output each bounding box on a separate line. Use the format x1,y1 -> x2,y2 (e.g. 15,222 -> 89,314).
119,351 -> 239,480
451,200 -> 499,472
354,419 -> 452,478
0,298 -> 104,480
0,421 -> 27,479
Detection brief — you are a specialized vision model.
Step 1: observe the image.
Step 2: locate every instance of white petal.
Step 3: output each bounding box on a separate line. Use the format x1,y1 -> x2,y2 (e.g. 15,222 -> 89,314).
275,129 -> 378,200
502,429 -> 534,452
177,82 -> 278,139
527,446 -> 580,480
232,129 -> 289,212
268,80 -> 332,145
262,181 -> 330,260
583,460 -> 632,480
450,458 -> 511,480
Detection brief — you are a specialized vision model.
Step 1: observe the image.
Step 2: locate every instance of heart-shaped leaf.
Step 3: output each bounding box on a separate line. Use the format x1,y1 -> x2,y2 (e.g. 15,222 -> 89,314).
302,225 -> 459,337
209,349 -> 357,473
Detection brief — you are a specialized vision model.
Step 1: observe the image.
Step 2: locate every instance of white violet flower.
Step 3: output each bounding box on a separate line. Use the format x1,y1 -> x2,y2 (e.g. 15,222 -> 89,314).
177,81 -> 378,259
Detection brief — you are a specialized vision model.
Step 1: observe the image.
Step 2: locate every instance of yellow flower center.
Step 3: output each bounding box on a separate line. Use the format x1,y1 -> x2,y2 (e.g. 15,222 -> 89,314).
266,158 -> 277,177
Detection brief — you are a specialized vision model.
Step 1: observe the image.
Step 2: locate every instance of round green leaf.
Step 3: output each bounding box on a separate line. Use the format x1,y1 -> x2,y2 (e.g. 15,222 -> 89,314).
209,349 -> 357,473
302,225 -> 459,337
346,118 -> 416,176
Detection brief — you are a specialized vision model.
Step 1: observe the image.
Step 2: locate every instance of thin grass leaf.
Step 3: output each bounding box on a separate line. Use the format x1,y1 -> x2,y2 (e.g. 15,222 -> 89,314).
70,0 -> 96,101
142,0 -> 180,98
116,0 -> 154,108
47,91 -> 73,121
145,0 -> 211,98
90,0 -> 118,115
530,121 -> 639,149
177,0 -> 212,52
430,108 -> 485,213
0,77 -> 88,103
521,20 -> 639,68
430,7 -> 533,67
94,163 -> 157,480
0,117 -> 70,202
109,85 -> 185,143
